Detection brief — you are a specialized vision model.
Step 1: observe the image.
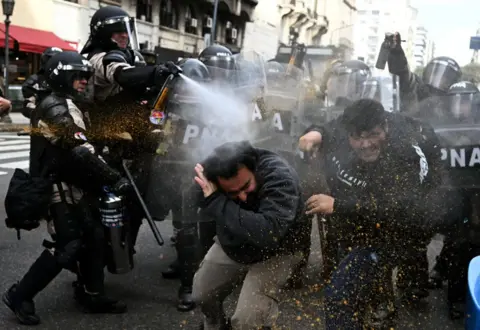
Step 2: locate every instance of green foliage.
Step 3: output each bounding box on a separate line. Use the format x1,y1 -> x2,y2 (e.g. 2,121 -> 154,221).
461,63 -> 480,84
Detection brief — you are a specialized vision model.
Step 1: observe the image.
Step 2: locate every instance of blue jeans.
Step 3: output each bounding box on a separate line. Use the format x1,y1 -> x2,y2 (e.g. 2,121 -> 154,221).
324,247 -> 390,330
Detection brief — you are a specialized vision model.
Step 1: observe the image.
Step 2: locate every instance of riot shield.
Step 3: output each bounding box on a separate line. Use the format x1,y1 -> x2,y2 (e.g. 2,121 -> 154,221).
159,52 -> 269,163
256,62 -> 306,155
360,74 -> 400,112
414,95 -> 480,189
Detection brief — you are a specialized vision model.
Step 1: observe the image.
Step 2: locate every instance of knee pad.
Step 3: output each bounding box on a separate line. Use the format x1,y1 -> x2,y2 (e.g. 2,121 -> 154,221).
55,239 -> 83,268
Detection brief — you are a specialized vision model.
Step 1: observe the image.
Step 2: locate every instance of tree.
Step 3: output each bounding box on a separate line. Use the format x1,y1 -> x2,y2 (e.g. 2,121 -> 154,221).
414,66 -> 424,77
461,63 -> 480,84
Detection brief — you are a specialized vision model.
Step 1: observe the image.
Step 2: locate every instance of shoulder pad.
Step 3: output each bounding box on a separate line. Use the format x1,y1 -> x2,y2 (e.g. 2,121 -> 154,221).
103,50 -> 130,66
37,95 -> 67,115
23,74 -> 39,87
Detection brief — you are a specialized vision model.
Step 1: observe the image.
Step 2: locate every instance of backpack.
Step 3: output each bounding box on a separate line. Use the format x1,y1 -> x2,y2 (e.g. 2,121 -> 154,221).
4,169 -> 53,239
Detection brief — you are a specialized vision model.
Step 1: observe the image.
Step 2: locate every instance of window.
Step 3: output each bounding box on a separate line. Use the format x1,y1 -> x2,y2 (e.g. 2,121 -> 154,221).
372,10 -> 379,15
136,0 -> 153,23
184,6 -> 197,35
160,0 -> 178,29
63,0 -> 79,3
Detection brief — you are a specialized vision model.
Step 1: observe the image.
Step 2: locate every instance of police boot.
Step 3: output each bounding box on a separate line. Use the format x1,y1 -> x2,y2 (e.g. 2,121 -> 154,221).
162,259 -> 180,279
177,285 -> 195,312
74,285 -> 127,314
3,250 -> 62,325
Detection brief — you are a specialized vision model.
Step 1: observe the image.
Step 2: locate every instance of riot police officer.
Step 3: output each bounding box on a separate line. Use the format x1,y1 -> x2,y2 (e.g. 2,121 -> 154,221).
3,51 -> 130,326
386,32 -> 461,113
21,47 -> 63,119
79,5 -> 181,261
158,58 -> 211,311
429,81 -> 480,319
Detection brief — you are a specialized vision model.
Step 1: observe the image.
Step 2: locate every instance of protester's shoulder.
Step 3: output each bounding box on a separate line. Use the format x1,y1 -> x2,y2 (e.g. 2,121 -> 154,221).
256,149 -> 300,188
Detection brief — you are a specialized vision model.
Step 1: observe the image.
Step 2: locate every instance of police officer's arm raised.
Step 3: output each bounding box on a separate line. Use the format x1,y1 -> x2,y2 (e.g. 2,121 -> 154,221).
102,50 -> 181,91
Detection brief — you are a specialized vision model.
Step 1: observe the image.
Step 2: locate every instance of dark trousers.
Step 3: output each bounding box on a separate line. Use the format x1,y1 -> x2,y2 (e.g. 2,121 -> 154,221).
324,247 -> 394,330
13,198 -> 105,304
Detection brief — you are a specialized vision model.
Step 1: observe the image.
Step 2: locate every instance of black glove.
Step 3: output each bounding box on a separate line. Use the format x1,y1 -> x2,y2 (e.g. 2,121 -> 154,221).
112,177 -> 132,195
164,61 -> 182,76
387,31 -> 409,75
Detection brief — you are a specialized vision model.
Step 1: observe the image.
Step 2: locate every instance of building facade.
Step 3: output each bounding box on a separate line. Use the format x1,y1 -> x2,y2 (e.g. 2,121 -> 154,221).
278,0 -> 329,46
320,0 -> 357,60
59,0 -> 257,59
353,0 -> 418,68
412,25 -> 428,69
242,0 -> 281,60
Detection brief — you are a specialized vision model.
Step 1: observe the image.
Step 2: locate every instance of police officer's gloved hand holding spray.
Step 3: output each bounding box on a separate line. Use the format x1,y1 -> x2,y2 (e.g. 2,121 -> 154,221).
376,32 -> 407,75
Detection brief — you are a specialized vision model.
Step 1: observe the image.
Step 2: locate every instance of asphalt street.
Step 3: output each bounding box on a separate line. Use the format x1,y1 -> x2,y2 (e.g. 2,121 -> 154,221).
0,133 -> 466,329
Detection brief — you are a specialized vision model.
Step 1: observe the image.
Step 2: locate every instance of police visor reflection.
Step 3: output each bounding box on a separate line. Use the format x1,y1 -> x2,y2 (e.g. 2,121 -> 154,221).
448,81 -> 480,123
326,60 -> 371,106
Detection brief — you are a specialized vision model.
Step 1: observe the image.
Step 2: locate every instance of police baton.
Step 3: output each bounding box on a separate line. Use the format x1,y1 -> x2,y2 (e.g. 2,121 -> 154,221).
122,159 -> 164,246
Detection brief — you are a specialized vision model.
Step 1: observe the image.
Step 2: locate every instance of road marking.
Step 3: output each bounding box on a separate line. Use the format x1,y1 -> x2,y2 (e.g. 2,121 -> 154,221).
0,144 -> 30,152
0,171 -> 8,175
0,151 -> 30,160
0,160 -> 29,169
0,135 -> 30,140
0,140 -> 30,146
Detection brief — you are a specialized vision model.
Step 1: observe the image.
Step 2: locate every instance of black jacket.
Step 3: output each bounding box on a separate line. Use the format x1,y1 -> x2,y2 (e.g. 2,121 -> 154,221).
31,94 -> 121,191
199,148 -> 312,264
307,112 -> 446,243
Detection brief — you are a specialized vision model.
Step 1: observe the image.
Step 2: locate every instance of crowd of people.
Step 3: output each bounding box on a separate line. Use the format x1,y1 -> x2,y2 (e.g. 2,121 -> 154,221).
1,5 -> 478,330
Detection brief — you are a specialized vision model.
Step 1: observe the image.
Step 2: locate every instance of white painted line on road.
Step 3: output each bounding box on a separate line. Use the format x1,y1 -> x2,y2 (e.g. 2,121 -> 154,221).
0,160 -> 29,169
0,140 -> 30,146
0,151 -> 29,160
0,135 -> 30,140
0,171 -> 8,175
0,144 -> 30,152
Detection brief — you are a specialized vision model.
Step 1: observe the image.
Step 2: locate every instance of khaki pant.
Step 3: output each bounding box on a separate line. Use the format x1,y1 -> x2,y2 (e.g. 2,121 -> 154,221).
192,239 -> 303,330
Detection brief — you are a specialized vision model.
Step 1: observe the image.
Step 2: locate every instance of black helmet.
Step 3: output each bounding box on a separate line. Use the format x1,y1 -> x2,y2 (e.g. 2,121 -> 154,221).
448,80 -> 479,95
198,44 -> 235,80
446,80 -> 480,122
40,47 -> 63,72
423,56 -> 461,93
81,6 -> 138,54
45,51 -> 94,99
178,58 -> 210,82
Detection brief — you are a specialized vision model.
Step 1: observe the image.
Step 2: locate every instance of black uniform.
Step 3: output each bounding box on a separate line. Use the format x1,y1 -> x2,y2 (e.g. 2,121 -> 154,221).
21,47 -> 63,119
159,52 -> 233,311
3,51 -> 128,326
79,5 -> 180,251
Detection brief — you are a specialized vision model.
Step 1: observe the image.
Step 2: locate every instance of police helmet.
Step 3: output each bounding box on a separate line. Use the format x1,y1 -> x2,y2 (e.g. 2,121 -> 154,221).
198,45 -> 235,81
45,51 -> 94,99
178,58 -> 210,82
40,47 -> 63,71
327,59 -> 371,105
82,6 -> 138,53
423,56 -> 461,93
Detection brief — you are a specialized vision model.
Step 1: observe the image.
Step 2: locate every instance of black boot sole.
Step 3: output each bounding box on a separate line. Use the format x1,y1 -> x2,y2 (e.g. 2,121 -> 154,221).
2,291 -> 40,326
